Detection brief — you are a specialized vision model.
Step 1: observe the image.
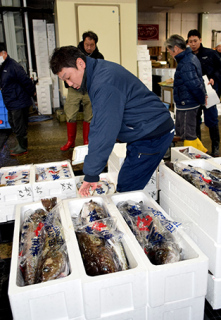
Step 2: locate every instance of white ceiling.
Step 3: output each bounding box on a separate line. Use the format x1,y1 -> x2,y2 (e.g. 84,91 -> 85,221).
138,0 -> 221,14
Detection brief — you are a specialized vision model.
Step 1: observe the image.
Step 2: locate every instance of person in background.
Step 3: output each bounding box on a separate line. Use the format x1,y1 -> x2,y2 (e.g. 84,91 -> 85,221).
50,46 -> 174,196
60,31 -> 104,151
188,29 -> 221,157
215,41 -> 221,58
0,45 -> 36,156
165,35 -> 208,152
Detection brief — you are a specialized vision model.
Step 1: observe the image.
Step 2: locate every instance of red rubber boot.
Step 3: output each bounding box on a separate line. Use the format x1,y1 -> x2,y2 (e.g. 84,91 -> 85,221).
60,122 -> 77,151
83,121 -> 90,145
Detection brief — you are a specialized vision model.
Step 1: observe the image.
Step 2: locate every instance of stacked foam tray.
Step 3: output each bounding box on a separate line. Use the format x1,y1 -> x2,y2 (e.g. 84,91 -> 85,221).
159,159 -> 221,309
8,190 -> 208,320
108,143 -> 159,200
171,146 -> 212,162
0,164 -> 34,222
32,160 -> 77,201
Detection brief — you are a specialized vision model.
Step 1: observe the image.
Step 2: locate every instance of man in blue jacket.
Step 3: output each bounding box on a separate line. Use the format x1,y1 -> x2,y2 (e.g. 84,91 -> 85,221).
188,29 -> 221,157
0,45 -> 36,156
50,46 -> 174,196
165,34 -> 207,152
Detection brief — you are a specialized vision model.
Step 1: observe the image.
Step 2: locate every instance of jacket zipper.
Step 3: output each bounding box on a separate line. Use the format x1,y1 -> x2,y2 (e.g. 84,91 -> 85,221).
138,152 -> 160,158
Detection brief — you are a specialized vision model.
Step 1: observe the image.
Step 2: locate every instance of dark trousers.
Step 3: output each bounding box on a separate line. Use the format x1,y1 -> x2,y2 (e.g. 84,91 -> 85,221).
197,105 -> 218,131
8,107 -> 30,139
117,128 -> 175,192
175,108 -> 199,140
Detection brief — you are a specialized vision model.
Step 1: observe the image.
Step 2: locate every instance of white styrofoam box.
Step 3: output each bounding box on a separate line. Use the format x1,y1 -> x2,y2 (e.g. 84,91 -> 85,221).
36,83 -> 52,115
0,164 -> 33,205
159,159 -> 221,244
108,191 -> 208,308
171,146 -> 212,162
38,77 -> 52,86
32,161 -> 76,201
208,156 -> 221,166
108,143 -> 126,171
148,295 -> 205,320
137,53 -> 150,61
35,55 -> 50,78
137,45 -> 148,52
52,97 -> 60,110
159,190 -> 221,278
8,200 -> 84,320
206,272 -> 221,310
62,196 -> 148,320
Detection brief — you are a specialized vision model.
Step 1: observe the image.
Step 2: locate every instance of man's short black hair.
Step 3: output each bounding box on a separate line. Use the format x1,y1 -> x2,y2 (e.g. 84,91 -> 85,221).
187,29 -> 201,39
82,31 -> 98,44
49,45 -> 86,75
0,43 -> 7,52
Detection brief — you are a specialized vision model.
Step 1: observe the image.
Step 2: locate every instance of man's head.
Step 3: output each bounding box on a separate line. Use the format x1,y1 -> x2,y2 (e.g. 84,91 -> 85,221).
0,44 -> 7,64
216,41 -> 221,53
82,31 -> 98,55
50,46 -> 86,89
187,29 -> 202,54
164,34 -> 186,58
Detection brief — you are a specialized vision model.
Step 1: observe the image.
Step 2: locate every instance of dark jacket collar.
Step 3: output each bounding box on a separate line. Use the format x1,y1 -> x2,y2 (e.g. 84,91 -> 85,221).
175,47 -> 192,62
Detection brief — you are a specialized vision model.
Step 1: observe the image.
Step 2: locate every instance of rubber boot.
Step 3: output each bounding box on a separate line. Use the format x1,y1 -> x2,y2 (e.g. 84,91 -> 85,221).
10,136 -> 28,156
209,126 -> 220,157
60,122 -> 77,151
83,121 -> 90,145
183,138 -> 208,153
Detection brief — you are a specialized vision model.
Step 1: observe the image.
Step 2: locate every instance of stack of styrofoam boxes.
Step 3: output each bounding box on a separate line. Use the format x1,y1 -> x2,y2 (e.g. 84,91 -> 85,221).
31,161 -> 77,201
33,20 -> 52,115
62,190 -> 208,319
62,195 -> 148,319
107,143 -> 159,200
171,146 -> 212,162
159,159 -> 221,309
8,200 -> 85,320
47,23 -> 60,111
137,45 -> 152,90
0,165 -> 34,222
36,77 -> 53,115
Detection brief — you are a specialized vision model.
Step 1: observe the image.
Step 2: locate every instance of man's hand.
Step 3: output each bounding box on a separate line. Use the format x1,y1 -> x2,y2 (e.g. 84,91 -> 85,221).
79,181 -> 99,197
208,78 -> 214,86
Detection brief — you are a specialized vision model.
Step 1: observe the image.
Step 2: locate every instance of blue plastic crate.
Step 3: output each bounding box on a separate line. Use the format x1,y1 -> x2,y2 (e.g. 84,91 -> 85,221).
0,92 -> 10,129
0,113 -> 10,129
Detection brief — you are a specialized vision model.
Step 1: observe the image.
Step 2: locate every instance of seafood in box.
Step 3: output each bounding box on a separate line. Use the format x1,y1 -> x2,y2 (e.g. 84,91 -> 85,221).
19,197 -> 69,285
109,191 -> 208,308
171,146 -> 211,162
73,200 -> 129,276
8,198 -> 84,320
62,196 -> 148,320
32,161 -> 76,201
116,200 -> 182,265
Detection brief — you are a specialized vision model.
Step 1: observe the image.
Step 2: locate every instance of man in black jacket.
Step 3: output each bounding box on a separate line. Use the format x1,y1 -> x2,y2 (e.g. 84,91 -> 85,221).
60,31 -> 104,151
0,45 -> 36,156
188,29 -> 221,157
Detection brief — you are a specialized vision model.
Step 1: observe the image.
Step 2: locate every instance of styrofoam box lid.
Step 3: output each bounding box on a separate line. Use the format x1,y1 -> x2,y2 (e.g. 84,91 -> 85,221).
8,198 -> 84,320
62,196 -> 148,319
0,164 -> 34,204
107,190 -> 209,307
171,146 -> 211,162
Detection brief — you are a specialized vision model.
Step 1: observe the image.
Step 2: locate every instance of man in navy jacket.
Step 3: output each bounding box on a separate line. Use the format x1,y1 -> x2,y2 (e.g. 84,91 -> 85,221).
188,29 -> 221,157
165,34 -> 207,152
50,46 -> 174,196
0,45 -> 36,156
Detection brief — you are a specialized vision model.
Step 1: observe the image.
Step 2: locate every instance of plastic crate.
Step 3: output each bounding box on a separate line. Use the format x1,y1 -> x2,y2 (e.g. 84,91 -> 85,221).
0,92 -> 10,129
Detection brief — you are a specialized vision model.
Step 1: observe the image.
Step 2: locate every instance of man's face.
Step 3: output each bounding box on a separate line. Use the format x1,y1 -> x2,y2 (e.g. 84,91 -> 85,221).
57,58 -> 85,89
188,36 -> 201,53
83,37 -> 96,54
216,45 -> 221,53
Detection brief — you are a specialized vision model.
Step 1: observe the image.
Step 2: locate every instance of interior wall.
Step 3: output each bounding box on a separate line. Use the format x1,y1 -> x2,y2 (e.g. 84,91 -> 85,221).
54,0 -> 137,99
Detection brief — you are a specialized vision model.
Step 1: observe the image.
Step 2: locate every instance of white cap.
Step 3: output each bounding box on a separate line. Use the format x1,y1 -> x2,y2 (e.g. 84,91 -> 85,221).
216,41 -> 221,47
